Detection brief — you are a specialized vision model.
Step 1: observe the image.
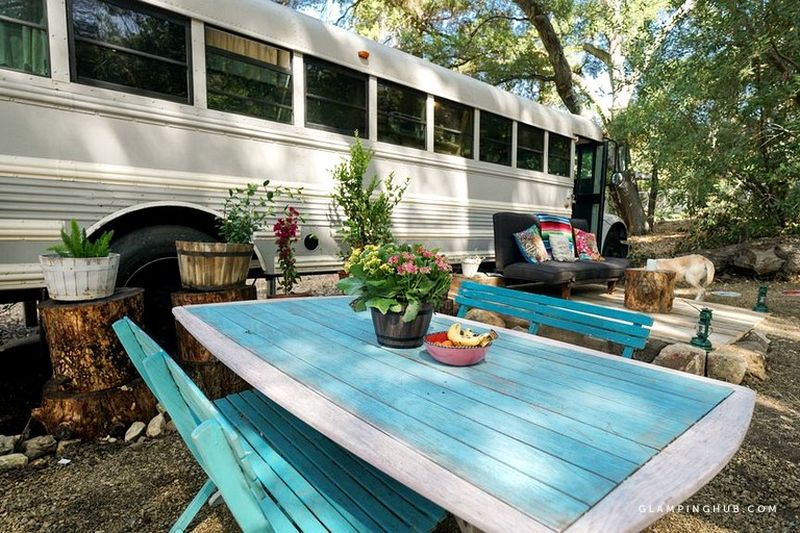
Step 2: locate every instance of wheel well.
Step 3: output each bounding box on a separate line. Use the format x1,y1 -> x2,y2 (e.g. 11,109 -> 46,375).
609,222 -> 627,241
91,205 -> 222,243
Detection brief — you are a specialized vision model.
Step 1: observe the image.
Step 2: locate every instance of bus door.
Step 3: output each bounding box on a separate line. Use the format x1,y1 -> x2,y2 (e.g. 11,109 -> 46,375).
572,139 -> 607,246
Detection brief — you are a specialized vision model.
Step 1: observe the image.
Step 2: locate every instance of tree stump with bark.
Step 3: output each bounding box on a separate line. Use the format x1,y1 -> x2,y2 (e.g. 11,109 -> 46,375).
34,288 -> 156,438
624,268 -> 677,313
171,285 -> 256,399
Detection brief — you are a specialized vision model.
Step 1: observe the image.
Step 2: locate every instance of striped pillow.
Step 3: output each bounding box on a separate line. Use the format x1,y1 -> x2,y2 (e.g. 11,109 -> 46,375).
537,214 -> 575,259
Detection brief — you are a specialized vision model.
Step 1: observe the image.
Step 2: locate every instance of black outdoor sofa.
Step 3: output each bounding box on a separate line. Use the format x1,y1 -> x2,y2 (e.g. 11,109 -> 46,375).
493,212 -> 630,298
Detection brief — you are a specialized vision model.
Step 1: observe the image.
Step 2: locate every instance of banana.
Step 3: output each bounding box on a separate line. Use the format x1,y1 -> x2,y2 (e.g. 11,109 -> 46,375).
447,323 -> 498,347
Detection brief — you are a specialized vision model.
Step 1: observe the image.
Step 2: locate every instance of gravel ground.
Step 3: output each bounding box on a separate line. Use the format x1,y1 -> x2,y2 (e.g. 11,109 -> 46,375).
1,243 -> 799,532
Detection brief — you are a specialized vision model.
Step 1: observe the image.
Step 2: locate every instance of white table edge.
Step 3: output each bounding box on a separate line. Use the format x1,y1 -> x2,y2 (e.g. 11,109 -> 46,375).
173,304 -> 556,533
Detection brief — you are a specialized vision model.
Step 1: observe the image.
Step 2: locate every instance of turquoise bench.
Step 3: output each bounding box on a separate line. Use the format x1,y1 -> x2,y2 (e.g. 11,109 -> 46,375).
455,281 -> 653,358
113,318 -> 447,533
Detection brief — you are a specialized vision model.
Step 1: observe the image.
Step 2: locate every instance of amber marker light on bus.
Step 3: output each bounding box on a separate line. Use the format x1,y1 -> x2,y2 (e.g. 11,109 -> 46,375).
358,50 -> 370,59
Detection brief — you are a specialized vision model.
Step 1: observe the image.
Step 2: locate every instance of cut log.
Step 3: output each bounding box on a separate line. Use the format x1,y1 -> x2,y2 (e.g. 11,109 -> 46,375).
733,245 -> 785,276
38,288 -> 144,392
171,285 -> 257,363
624,268 -> 677,313
180,360 -> 251,401
32,377 -> 157,439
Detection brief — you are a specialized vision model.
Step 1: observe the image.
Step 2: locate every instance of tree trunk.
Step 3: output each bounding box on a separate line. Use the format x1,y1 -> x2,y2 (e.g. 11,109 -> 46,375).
38,288 -> 144,392
647,164 -> 659,231
624,268 -> 677,313
32,377 -> 157,439
609,175 -> 648,235
515,0 -> 582,114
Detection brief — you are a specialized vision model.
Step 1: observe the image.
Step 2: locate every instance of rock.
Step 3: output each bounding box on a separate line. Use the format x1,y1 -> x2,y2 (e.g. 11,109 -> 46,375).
56,439 -> 81,457
715,344 -> 768,381
633,339 -> 670,364
501,314 -> 530,330
696,243 -> 742,273
124,421 -> 146,443
776,243 -> 800,274
146,414 -> 166,438
464,309 -> 506,328
707,348 -> 748,384
165,420 -> 177,433
0,453 -> 28,471
733,245 -> 785,276
739,330 -> 771,354
0,435 -> 19,455
536,325 -> 613,354
652,343 -> 707,375
20,435 -> 57,460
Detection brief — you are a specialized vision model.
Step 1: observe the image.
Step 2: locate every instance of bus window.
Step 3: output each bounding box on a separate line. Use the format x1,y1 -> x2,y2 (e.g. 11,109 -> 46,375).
548,132 -> 572,177
517,123 -> 544,172
479,111 -> 512,166
434,97 -> 473,158
377,80 -> 426,150
205,27 -> 292,124
0,0 -> 49,76
305,57 -> 367,136
69,0 -> 190,102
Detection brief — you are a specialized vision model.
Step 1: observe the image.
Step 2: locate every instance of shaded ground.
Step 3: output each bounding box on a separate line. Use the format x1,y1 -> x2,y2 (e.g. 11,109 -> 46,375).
2,230 -> 799,532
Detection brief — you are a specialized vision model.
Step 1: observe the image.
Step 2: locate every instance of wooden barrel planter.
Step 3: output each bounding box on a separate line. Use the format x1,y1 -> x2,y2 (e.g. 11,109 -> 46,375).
33,288 -> 158,438
176,241 -> 254,290
171,286 -> 256,399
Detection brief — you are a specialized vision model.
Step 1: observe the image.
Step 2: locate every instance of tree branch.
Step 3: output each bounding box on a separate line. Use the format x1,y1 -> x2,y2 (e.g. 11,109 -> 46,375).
582,43 -> 612,67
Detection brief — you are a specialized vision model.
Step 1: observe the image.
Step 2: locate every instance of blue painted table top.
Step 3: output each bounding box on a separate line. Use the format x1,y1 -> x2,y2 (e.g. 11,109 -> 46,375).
181,297 -> 736,532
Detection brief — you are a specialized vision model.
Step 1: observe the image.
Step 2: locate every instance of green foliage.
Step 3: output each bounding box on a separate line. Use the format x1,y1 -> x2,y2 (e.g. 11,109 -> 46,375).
616,0 -> 800,248
331,134 -> 409,256
218,180 -> 303,244
48,219 -> 113,258
337,243 -> 453,321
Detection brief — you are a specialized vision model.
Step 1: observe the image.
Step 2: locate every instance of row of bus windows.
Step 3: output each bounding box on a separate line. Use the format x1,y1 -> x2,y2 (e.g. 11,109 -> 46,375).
0,0 -> 573,177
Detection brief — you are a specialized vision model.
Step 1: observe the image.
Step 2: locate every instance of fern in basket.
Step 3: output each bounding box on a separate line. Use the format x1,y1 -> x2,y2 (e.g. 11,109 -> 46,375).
48,219 -> 114,258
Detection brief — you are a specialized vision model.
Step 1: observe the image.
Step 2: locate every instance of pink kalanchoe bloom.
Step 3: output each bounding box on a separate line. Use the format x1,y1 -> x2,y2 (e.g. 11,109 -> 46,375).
419,266 -> 431,274
388,255 -> 399,265
402,251 -> 414,261
422,250 -> 434,258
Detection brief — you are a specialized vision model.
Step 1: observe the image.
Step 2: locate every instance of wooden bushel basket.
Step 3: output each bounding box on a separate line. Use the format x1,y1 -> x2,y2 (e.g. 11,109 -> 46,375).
175,241 -> 254,290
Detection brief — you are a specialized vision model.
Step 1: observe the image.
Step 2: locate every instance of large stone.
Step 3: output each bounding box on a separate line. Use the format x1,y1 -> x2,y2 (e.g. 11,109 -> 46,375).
715,344 -> 768,381
652,343 -> 707,375
0,435 -> 19,456
633,339 -> 670,364
0,453 -> 28,471
124,421 -> 146,443
536,325 -> 613,354
707,348 -> 748,384
146,414 -> 166,438
20,435 -> 57,460
464,309 -> 506,328
733,245 -> 785,275
739,330 -> 771,354
501,314 -> 530,331
776,243 -> 800,275
56,439 -> 81,457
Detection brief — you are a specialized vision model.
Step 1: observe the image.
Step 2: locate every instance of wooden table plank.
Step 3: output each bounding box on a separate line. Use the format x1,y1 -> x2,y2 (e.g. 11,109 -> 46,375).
174,297 -> 754,533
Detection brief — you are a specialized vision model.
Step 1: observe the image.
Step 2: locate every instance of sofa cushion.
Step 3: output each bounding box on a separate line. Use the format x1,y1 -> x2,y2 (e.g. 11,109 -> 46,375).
537,214 -> 575,258
575,228 -> 602,261
503,257 -> 629,284
513,225 -> 550,263
493,212 -> 541,271
549,233 -> 577,262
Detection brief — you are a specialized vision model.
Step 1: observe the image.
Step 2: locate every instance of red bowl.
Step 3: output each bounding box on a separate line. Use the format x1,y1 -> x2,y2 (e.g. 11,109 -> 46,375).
423,331 -> 489,366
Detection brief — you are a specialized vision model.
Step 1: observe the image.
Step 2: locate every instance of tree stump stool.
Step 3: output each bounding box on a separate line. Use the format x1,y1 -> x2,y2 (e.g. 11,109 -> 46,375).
34,288 -> 157,438
171,285 -> 256,399
624,268 -> 677,313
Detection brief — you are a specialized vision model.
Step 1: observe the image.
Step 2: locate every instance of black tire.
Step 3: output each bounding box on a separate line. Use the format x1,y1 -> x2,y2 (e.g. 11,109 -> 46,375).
111,225 -> 216,351
602,224 -> 629,258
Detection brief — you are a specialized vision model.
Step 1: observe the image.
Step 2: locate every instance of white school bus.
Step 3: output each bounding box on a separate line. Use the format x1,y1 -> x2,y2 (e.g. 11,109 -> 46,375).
0,0 -> 625,310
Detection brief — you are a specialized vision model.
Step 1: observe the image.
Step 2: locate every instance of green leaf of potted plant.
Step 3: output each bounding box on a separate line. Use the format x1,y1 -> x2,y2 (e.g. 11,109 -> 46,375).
176,180 -> 302,291
337,243 -> 453,348
39,219 -> 119,301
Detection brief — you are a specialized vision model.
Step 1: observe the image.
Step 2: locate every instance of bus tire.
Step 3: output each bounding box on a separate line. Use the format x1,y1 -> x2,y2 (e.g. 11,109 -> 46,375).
111,225 -> 216,349
602,224 -> 629,258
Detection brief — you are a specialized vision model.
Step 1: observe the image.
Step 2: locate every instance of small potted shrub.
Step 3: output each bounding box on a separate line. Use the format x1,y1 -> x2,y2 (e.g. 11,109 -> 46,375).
40,220 -> 119,301
331,134 -> 408,273
176,180 -> 301,290
271,205 -> 308,297
337,243 -> 452,348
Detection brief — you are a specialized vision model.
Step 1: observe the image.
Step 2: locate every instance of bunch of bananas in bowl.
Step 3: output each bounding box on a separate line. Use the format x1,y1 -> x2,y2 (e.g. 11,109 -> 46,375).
437,323 -> 497,348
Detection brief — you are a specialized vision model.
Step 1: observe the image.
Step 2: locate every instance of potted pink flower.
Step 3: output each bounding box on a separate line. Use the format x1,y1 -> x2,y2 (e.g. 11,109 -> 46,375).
272,206 -> 303,295
337,243 -> 453,348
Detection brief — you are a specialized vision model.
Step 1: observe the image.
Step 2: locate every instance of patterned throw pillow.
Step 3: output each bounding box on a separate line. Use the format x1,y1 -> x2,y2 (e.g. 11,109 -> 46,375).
574,228 -> 603,261
537,214 -> 575,259
513,225 -> 550,263
549,233 -> 578,262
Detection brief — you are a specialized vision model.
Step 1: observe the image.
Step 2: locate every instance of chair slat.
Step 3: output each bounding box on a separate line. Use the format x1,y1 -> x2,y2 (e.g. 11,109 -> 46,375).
455,282 -> 652,358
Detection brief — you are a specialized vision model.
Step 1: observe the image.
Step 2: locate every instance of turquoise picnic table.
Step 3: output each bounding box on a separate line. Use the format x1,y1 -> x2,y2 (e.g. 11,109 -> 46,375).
173,296 -> 755,533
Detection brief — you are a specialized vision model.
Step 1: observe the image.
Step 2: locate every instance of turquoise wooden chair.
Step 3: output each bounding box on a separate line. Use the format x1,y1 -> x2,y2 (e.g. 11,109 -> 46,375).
455,281 -> 653,358
113,318 -> 447,533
